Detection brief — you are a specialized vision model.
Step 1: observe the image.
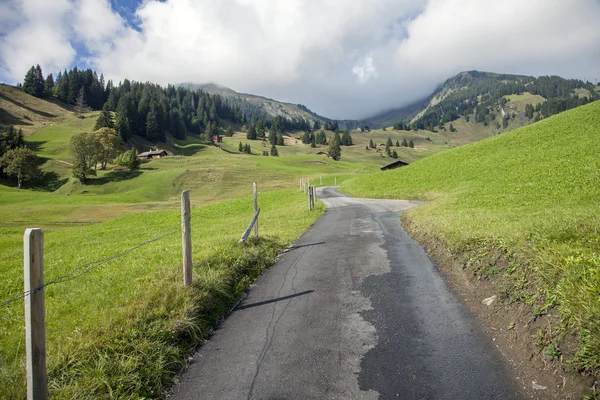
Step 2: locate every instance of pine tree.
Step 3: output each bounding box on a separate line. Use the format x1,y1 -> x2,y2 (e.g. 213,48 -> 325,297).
341,131 -> 353,146
23,65 -> 44,98
270,144 -> 278,156
328,133 -> 342,161
302,131 -> 311,144
369,139 -> 376,149
247,125 -> 257,140
449,123 -> 456,132
396,140 -> 400,147
277,133 -> 284,146
44,73 -> 54,98
386,136 -> 393,148
75,87 -> 88,115
409,140 -> 414,148
146,108 -> 160,141
226,126 -> 234,137
401,137 -> 408,147
93,104 -> 115,131
392,150 -> 398,159
239,142 -> 243,152
385,141 -> 391,156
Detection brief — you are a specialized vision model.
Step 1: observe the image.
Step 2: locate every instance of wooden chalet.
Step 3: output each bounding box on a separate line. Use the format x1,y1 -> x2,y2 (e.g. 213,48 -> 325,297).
137,149 -> 168,159
380,160 -> 409,171
316,151 -> 331,158
213,135 -> 223,143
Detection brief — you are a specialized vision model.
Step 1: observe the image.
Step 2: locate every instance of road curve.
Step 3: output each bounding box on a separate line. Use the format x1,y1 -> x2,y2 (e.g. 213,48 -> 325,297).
170,187 -> 522,399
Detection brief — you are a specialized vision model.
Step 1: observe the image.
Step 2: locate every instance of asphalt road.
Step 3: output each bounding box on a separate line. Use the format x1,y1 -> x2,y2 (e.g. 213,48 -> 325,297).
170,187 -> 522,400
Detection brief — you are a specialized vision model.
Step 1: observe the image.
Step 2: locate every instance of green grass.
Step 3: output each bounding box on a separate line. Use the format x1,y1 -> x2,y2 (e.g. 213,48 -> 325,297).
0,189 -> 324,398
504,92 -> 546,112
342,100 -> 600,375
26,112 -> 99,159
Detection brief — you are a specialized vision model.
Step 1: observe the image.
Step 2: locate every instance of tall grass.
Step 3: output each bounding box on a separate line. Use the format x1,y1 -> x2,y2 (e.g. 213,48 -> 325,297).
342,101 -> 600,374
0,189 -> 324,398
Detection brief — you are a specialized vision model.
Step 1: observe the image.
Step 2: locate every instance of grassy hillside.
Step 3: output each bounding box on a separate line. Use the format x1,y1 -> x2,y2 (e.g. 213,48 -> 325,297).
0,83 -> 73,135
342,101 -> 600,380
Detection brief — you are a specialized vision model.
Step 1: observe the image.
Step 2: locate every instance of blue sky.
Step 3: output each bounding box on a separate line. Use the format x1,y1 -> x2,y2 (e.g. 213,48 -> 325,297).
1,0 -> 599,119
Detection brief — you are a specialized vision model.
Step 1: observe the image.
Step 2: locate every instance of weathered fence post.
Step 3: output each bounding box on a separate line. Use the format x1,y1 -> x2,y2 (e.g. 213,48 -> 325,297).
24,228 -> 47,400
308,183 -> 312,210
253,182 -> 259,238
181,190 -> 192,286
303,178 -> 307,194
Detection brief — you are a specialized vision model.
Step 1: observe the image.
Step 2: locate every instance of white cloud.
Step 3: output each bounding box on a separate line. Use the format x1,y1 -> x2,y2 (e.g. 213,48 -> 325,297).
1,0 -> 599,118
352,56 -> 378,84
0,0 -> 75,81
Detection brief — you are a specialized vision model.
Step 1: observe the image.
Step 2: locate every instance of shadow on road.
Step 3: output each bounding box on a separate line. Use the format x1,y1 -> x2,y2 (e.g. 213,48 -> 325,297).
236,290 -> 314,311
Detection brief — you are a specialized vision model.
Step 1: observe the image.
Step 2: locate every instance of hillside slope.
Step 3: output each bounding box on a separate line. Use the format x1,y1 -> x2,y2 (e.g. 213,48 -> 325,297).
0,83 -> 73,135
183,83 -> 355,127
343,101 -> 600,395
367,71 -> 599,134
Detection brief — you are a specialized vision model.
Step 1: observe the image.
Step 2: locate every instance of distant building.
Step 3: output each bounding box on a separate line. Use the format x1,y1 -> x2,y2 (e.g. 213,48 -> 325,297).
137,149 -> 168,159
316,151 -> 331,158
213,135 -> 222,143
380,160 -> 409,171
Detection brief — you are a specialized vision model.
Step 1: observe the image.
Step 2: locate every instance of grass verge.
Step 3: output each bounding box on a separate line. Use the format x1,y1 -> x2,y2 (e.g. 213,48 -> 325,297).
0,189 -> 324,398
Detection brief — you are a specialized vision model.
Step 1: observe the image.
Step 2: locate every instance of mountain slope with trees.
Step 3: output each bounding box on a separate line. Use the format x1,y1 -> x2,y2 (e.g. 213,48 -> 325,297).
367,71 -> 599,134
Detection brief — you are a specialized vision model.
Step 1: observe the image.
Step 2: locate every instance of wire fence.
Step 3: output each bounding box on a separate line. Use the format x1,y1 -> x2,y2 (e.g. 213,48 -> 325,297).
0,209 -> 228,309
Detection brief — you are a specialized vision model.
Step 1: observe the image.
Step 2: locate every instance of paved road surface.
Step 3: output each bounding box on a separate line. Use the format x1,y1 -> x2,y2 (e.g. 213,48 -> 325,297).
171,188 -> 521,399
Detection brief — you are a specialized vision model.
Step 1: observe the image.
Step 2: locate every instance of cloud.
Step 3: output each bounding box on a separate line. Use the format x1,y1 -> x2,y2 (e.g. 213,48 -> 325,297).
0,0 -> 76,81
352,56 -> 378,84
1,0 -> 599,119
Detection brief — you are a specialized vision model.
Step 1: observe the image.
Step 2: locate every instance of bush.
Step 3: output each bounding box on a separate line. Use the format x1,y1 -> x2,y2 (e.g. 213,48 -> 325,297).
115,149 -> 141,171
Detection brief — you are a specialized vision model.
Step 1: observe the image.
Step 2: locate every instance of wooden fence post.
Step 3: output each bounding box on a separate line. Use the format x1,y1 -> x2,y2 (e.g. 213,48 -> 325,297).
24,228 -> 47,400
313,186 -> 317,205
308,183 -> 312,210
181,190 -> 192,286
253,182 -> 259,238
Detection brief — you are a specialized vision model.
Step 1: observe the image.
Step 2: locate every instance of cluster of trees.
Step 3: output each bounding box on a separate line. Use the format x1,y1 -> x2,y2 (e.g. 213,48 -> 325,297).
23,65 -> 111,111
0,125 -> 39,189
238,142 -> 252,154
68,128 -> 127,182
300,129 -> 352,149
392,71 -> 599,132
22,64 -> 338,147
107,81 -> 244,143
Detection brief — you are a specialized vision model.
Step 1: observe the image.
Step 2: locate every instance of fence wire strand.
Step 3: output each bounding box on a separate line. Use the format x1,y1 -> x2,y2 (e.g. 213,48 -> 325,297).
0,209 -> 225,309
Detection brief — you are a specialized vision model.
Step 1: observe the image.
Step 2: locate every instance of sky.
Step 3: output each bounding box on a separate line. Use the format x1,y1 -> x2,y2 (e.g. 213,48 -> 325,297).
1,0 -> 599,120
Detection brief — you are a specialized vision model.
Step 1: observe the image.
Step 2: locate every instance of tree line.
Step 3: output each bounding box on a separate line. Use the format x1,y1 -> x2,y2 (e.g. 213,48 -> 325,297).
20,64 -> 335,145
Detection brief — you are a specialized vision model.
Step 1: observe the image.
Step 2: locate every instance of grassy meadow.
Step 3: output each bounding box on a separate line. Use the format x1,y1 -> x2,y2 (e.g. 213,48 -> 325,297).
342,101 -> 600,375
0,190 -> 326,398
